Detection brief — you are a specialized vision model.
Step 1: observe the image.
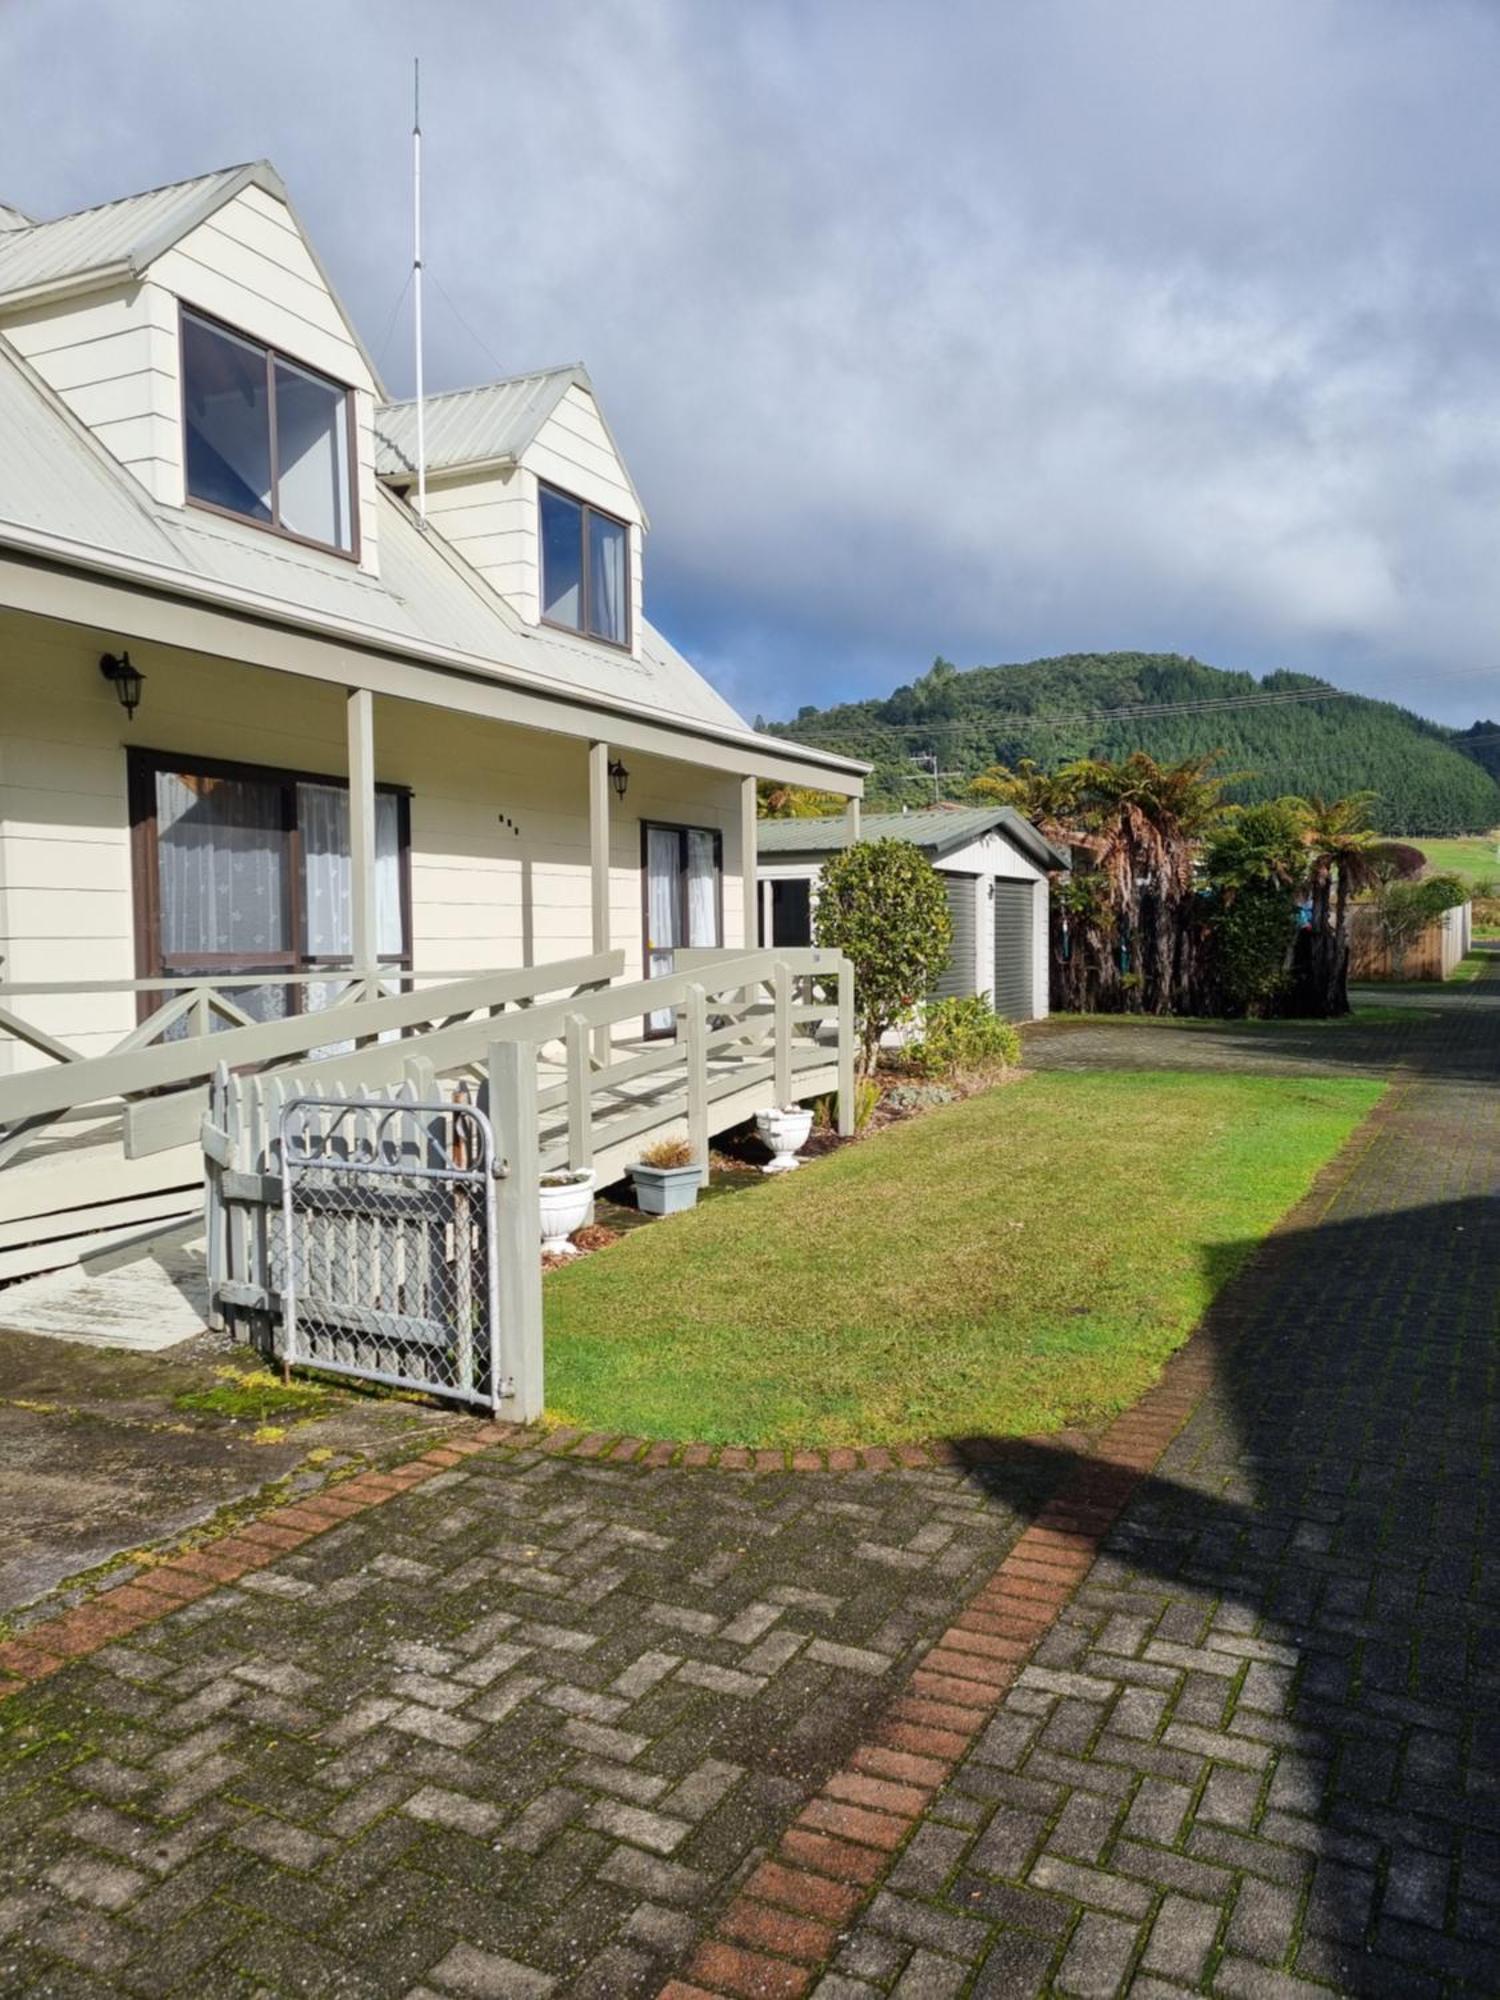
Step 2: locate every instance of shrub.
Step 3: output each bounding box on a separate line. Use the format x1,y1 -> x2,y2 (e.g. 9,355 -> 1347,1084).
906,995 -> 1022,1079
883,1081 -> 959,1112
637,1135 -> 695,1169
813,1077 -> 880,1135
813,839 -> 953,1073
1366,872 -> 1468,975
1209,885 -> 1298,1015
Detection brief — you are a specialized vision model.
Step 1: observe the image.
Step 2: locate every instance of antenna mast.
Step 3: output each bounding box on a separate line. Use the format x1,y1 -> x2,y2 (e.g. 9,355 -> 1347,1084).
412,56 -> 427,525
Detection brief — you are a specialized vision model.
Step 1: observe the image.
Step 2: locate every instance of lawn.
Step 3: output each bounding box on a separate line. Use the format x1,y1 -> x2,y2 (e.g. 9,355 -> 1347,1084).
1411,833 -> 1500,886
1047,1006 -> 1423,1028
543,1070 -> 1384,1447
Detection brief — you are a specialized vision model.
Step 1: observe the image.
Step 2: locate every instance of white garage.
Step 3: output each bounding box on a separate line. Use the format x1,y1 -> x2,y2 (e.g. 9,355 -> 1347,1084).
756,806 -> 1065,1022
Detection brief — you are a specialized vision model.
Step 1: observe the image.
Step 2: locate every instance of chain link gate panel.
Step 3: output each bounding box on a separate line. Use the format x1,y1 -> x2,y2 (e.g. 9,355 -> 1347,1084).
277,1093 -> 506,1411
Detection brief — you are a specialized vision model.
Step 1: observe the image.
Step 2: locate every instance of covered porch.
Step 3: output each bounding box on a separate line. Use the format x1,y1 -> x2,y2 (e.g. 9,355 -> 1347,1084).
0,566 -> 861,1291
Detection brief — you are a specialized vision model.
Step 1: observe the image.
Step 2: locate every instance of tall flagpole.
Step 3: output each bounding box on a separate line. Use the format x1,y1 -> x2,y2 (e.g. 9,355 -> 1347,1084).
412,56 -> 427,526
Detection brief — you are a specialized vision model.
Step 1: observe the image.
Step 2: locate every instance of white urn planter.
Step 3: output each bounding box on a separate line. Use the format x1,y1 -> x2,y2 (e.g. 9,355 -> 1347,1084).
538,1169 -> 595,1257
756,1104 -> 814,1175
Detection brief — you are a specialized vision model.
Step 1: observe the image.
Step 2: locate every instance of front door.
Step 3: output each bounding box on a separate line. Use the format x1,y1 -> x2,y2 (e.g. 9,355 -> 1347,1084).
643,823 -> 722,1034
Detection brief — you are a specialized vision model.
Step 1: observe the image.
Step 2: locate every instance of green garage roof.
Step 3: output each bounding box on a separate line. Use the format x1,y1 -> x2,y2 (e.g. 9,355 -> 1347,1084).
757,806 -> 1068,872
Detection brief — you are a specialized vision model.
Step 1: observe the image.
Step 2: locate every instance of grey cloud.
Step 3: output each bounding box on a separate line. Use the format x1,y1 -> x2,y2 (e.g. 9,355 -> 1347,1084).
5,0 -> 1500,722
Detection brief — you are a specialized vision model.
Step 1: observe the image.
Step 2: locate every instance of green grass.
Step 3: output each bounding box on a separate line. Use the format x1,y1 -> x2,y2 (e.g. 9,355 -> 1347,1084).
543,1071 -> 1383,1447
1366,950 -> 1489,990
1410,834 -> 1500,886
1045,1008 -> 1420,1028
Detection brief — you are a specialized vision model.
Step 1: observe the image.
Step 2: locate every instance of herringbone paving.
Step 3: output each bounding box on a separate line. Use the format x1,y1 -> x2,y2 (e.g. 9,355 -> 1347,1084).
0,1442 -> 1053,1996
3,969 -> 1496,1998
814,969 -> 1500,1996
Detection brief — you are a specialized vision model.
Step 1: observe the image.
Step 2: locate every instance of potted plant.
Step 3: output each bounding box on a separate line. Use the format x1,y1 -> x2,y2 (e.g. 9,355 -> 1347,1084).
629,1135 -> 704,1216
538,1168 -> 595,1257
755,1103 -> 814,1174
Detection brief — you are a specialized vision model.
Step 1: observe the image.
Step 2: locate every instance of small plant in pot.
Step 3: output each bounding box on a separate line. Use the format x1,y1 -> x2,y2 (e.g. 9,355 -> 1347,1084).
755,1102 -> 814,1174
538,1167 -> 595,1258
630,1136 -> 703,1216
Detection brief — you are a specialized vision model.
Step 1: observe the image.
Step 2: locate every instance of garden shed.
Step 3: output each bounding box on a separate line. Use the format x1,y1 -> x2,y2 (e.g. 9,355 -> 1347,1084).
756,806 -> 1066,1021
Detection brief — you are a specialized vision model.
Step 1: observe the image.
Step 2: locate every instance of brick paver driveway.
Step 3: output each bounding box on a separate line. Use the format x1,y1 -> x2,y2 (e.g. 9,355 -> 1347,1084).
815,969 -> 1500,1997
1,965 -> 1496,1998
0,1443 -> 1056,1997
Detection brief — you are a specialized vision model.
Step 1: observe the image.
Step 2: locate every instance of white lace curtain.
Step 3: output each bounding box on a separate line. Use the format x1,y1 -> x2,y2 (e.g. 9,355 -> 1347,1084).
299,782 -> 403,960
155,770 -> 401,978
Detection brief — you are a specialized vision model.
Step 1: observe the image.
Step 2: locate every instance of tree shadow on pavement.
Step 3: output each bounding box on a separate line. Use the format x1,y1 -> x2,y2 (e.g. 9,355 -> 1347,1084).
938,1186 -> 1500,1996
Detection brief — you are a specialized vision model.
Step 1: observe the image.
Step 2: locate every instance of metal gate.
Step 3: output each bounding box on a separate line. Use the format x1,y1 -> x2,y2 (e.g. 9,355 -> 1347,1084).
278,1093 -> 505,1412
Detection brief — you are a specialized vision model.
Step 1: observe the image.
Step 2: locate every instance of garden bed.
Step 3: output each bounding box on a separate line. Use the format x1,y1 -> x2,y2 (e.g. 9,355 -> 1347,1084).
542,1068 -> 1383,1446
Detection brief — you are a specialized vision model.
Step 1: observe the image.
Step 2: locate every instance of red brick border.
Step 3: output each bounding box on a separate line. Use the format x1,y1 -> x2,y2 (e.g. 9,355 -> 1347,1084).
0,1373 -> 1195,1811
0,1430 -> 512,1703
657,1341 -> 1216,2000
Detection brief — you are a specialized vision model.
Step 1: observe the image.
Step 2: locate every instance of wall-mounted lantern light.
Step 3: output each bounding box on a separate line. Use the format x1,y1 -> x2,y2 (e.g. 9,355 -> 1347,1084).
608,757 -> 630,801
99,651 -> 145,720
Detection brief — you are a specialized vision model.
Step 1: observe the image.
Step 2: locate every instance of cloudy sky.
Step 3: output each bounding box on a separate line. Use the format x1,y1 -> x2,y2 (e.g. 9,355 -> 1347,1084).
5,0 -> 1500,727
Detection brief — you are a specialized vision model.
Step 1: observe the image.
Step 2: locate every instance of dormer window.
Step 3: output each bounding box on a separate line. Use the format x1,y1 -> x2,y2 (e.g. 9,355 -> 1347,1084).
181,307 -> 356,556
539,483 -> 629,647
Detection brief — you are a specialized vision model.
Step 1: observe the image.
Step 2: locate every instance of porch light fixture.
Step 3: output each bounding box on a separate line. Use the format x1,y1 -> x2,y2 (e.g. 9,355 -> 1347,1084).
608,757 -> 630,801
99,651 -> 145,720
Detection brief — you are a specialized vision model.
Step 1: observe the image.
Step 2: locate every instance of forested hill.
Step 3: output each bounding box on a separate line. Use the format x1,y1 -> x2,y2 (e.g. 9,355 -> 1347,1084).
764,652 -> 1500,834
1452,720 -> 1500,787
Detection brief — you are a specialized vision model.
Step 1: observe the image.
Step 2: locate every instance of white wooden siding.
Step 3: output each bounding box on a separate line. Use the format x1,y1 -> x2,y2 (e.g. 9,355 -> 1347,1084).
0,610 -> 746,1072
2,281 -> 180,502
419,464 -> 538,619
2,186 -> 381,571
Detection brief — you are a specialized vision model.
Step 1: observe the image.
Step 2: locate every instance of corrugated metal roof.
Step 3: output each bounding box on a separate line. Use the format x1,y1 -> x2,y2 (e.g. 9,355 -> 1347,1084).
0,161 -> 388,396
374,367 -> 586,478
0,202 -> 31,234
758,806 -> 1066,869
0,164 -> 260,297
0,333 -> 818,751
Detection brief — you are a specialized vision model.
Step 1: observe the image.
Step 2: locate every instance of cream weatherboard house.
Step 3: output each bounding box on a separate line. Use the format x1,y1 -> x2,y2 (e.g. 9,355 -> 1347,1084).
0,161 -> 864,1292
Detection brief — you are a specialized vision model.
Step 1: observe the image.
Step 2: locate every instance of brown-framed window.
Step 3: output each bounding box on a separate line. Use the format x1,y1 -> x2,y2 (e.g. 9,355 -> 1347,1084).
180,305 -> 358,558
539,482 -> 631,648
641,820 -> 723,1036
129,748 -> 411,1025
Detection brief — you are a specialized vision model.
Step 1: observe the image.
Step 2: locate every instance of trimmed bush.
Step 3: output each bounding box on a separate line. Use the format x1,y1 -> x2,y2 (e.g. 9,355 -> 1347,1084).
907,995 -> 1022,1080
813,838 -> 953,1072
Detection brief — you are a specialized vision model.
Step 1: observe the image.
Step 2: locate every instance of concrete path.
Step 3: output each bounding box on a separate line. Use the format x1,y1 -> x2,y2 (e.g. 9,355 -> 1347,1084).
0,971 -> 1494,1997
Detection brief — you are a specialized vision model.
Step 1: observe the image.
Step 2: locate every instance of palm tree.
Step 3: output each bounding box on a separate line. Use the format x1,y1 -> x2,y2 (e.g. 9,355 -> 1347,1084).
1291,792 -> 1380,1016
973,751 -> 1228,1012
1067,752 -> 1228,1012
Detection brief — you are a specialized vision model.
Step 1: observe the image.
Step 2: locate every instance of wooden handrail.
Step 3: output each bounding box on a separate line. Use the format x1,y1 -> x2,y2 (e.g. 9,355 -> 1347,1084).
0,953 -> 624,1130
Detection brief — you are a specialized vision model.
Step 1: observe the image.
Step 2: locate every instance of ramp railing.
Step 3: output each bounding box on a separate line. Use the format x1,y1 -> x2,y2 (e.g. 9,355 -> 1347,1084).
202,947 -> 854,1417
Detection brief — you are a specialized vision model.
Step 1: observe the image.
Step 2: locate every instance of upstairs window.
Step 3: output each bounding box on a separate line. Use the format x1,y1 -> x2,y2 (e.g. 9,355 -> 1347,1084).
181,307 -> 355,555
539,483 -> 630,646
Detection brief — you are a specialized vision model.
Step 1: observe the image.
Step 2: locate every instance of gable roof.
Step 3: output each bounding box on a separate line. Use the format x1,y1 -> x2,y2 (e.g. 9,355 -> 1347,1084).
375,363 -> 648,520
758,805 -> 1067,871
0,329 -> 860,782
0,162 -> 387,393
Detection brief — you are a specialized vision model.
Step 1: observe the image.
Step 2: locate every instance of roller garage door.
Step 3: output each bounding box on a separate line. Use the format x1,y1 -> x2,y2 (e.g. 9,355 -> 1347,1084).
992,878 -> 1035,1020
932,873 -> 976,999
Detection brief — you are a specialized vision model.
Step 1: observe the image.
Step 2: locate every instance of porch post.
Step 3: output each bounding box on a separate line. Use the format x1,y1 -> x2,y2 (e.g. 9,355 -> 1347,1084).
741,774 -> 758,950
347,688 -> 379,984
588,743 -> 611,1064
846,796 -> 862,842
